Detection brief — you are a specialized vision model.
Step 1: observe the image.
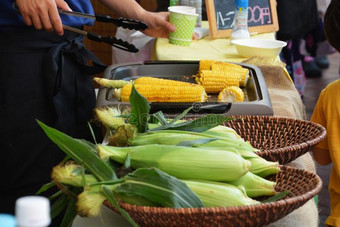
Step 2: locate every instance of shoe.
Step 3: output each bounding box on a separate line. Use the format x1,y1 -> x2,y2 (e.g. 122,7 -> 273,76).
314,56 -> 330,69
303,60 -> 322,78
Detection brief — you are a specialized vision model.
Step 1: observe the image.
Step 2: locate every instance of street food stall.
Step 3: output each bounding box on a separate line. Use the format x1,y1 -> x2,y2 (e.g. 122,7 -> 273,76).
66,20 -> 326,226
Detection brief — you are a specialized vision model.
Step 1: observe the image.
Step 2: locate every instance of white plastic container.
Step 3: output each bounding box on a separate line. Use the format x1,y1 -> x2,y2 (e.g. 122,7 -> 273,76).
230,0 -> 250,40
15,196 -> 51,227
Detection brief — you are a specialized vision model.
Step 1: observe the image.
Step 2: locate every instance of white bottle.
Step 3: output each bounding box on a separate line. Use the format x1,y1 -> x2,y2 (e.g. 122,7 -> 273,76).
15,196 -> 51,227
230,0 -> 250,40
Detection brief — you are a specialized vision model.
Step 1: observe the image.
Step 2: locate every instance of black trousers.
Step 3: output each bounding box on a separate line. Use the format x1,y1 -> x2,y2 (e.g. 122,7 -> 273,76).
0,27 -> 105,223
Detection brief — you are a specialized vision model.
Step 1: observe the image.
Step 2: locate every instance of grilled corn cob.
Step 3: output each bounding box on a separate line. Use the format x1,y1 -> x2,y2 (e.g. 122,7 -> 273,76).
97,144 -> 251,181
226,172 -> 277,198
217,86 -> 245,102
134,76 -> 197,87
198,60 -> 218,74
211,63 -> 250,87
115,84 -> 207,102
94,76 -> 196,89
196,70 -> 241,93
182,180 -> 259,207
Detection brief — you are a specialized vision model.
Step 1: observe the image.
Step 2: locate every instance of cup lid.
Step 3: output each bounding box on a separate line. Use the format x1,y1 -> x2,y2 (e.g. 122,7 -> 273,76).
15,196 -> 51,227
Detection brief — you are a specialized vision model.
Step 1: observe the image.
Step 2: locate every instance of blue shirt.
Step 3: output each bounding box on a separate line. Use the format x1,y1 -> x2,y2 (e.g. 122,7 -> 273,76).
0,0 -> 95,29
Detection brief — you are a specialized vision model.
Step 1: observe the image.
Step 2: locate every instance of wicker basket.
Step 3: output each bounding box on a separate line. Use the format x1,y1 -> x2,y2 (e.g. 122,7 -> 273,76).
105,165 -> 322,227
223,115 -> 327,164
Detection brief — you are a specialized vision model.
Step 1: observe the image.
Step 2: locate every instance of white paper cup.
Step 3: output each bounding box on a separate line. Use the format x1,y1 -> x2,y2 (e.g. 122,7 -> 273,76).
168,6 -> 196,14
168,10 -> 198,46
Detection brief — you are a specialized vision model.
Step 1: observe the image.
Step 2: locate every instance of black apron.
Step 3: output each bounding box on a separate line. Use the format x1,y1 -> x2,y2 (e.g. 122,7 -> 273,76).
0,27 -> 106,214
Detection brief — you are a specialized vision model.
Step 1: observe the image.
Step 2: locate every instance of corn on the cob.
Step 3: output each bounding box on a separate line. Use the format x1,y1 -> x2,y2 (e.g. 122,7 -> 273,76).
182,180 -> 259,207
198,60 -> 219,73
97,144 -> 251,181
51,163 -> 98,187
226,172 -> 277,198
93,77 -> 132,88
217,86 -> 245,102
196,70 -> 241,93
202,125 -> 244,141
211,63 -> 250,87
134,76 -> 197,87
115,84 -> 207,102
128,130 -> 280,177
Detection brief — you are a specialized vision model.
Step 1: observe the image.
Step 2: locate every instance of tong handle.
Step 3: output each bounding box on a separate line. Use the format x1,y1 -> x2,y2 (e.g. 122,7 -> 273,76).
95,16 -> 148,31
87,32 -> 139,53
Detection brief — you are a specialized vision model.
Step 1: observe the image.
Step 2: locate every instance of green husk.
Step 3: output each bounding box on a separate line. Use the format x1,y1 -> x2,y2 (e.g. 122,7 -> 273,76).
226,172 -> 277,198
182,180 -> 260,207
97,144 -> 251,182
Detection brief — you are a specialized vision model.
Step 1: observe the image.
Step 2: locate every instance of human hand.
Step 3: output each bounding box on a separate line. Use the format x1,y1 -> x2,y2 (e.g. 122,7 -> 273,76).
16,0 -> 72,36
140,11 -> 176,38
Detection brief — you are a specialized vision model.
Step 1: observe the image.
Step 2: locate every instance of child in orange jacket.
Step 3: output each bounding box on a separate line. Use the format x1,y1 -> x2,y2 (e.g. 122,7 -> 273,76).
311,0 -> 340,226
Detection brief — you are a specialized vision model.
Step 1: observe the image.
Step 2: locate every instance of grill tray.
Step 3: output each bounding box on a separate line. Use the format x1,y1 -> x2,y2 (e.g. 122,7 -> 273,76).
96,61 -> 273,116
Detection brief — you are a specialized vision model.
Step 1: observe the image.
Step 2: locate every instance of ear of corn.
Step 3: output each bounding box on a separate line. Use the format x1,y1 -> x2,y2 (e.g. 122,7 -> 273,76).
51,163 -> 98,187
182,180 -> 260,207
134,76 -> 197,87
127,130 -> 280,178
97,144 -> 251,182
202,125 -> 244,141
94,106 -> 126,130
115,84 -> 207,102
211,63 -> 250,87
226,172 -> 277,198
196,70 -> 241,93
77,185 -> 107,217
217,86 -> 245,102
198,60 -> 218,74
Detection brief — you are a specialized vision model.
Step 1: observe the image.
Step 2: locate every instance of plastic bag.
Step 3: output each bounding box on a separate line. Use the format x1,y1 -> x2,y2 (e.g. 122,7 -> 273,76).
112,27 -> 155,64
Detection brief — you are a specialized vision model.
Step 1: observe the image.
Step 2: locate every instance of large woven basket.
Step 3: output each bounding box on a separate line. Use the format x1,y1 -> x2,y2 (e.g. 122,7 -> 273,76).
105,165 -> 322,227
223,115 -> 327,164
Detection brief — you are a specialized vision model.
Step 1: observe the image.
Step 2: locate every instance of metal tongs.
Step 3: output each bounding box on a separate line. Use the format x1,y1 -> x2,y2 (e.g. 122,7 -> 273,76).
58,9 -> 148,53
12,3 -> 148,53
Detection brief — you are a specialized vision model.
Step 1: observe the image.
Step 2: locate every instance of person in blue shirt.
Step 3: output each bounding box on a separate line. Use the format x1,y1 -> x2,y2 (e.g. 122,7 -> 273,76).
0,0 -> 175,224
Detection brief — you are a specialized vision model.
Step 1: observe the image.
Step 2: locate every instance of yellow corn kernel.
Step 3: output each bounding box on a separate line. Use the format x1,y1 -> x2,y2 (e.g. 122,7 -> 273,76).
218,86 -> 245,102
196,70 -> 241,93
134,76 -> 197,87
118,84 -> 207,102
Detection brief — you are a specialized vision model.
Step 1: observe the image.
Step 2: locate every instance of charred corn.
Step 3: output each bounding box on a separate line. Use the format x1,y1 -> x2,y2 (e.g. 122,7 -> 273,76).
115,84 -> 207,102
217,86 -> 245,102
97,144 -> 251,181
196,70 -> 241,93
182,180 -> 259,207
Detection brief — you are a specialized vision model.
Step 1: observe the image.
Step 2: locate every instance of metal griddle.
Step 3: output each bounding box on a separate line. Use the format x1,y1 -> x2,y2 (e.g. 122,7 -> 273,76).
96,61 -> 273,116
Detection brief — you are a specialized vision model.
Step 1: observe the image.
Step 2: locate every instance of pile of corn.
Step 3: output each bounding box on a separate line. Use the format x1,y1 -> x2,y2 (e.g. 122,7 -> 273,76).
90,107 -> 280,210
195,60 -> 250,102
93,60 -> 249,103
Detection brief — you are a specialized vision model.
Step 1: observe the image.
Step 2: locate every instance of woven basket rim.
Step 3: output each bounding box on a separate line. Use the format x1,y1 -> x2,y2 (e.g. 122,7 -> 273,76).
227,115 -> 327,157
106,165 -> 323,215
